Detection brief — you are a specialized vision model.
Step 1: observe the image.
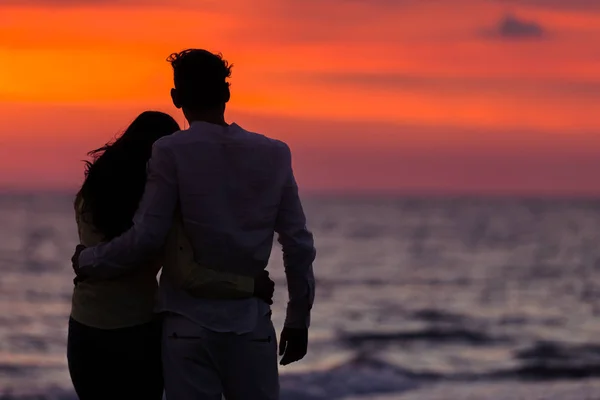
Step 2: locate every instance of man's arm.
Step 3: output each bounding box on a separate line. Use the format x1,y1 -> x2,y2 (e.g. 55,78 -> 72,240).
275,144 -> 316,330
77,140 -> 178,279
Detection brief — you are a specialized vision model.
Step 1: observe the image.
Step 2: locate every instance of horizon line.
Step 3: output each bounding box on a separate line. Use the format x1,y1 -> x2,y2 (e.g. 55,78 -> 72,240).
1,187 -> 600,201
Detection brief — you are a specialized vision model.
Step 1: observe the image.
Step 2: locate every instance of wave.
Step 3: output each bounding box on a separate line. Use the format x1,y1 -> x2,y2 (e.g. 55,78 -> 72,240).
339,335 -> 600,382
0,390 -> 76,400
411,309 -> 466,323
0,356 -> 421,400
340,327 -> 504,347
503,341 -> 600,380
4,346 -> 600,400
280,354 -> 421,399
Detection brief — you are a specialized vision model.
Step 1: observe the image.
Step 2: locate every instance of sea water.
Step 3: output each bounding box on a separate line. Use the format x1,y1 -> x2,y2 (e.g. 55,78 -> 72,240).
1,193 -> 599,399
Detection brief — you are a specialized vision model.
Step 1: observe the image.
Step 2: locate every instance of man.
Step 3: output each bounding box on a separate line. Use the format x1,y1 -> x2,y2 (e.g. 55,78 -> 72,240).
72,49 -> 316,400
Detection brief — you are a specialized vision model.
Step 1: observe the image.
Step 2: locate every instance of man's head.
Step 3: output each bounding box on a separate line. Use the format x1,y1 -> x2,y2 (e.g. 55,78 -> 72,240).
167,49 -> 232,114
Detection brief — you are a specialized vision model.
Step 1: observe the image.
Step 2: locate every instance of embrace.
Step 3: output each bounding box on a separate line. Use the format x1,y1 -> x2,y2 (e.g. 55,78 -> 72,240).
68,49 -> 316,400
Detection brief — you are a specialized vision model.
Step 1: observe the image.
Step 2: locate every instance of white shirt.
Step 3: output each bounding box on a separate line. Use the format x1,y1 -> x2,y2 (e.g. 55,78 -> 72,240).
78,121 -> 316,333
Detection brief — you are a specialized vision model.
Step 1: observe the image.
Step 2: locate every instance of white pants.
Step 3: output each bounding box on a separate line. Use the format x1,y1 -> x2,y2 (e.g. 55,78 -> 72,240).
162,313 -> 279,400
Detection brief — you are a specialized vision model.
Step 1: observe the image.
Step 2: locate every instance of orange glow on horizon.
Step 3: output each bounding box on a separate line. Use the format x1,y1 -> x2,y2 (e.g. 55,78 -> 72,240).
1,0 -> 600,194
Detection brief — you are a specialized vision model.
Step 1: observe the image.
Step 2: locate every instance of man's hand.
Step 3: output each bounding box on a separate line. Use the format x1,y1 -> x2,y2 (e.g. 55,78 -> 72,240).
253,270 -> 275,305
279,327 -> 308,366
72,245 -> 87,285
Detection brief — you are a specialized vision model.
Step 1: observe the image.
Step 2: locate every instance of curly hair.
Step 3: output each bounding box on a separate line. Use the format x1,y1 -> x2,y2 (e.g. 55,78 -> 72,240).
167,49 -> 232,109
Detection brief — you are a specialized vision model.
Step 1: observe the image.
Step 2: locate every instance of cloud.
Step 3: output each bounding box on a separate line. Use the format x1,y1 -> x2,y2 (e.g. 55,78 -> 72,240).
0,0 -> 202,6
495,0 -> 600,11
0,0 -> 410,5
282,72 -> 600,100
485,14 -> 546,40
0,0 -> 120,4
0,0 -> 411,7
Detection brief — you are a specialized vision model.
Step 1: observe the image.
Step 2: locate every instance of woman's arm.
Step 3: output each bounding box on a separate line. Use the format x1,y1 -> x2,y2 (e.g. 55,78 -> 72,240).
179,266 -> 274,304
179,266 -> 254,299
163,216 -> 273,302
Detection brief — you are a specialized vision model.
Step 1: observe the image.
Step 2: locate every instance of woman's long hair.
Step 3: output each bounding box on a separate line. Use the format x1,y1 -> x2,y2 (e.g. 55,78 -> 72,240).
78,111 -> 181,240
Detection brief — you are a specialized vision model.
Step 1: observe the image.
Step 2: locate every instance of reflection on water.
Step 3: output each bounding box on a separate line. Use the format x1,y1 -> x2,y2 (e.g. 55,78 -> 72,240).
0,194 -> 599,399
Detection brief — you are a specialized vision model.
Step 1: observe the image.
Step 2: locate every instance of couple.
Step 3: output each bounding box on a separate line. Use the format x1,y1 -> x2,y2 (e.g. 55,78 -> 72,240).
68,48 -> 316,400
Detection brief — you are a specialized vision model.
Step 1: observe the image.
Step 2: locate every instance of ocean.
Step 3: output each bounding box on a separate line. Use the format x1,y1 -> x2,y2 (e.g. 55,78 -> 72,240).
1,193 -> 600,399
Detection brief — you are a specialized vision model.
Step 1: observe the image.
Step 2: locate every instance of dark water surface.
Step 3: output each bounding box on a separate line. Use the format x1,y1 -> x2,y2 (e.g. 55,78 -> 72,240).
1,194 -> 599,399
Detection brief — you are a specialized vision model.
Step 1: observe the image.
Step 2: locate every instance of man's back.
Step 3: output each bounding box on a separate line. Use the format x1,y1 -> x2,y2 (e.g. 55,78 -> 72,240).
157,121 -> 315,333
166,121 -> 288,274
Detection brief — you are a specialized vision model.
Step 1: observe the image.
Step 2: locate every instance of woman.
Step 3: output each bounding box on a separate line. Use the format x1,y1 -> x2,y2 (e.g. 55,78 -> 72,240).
67,111 -> 267,400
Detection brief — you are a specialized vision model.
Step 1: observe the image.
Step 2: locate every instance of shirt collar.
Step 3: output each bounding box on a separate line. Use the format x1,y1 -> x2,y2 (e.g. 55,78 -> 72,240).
189,121 -> 240,132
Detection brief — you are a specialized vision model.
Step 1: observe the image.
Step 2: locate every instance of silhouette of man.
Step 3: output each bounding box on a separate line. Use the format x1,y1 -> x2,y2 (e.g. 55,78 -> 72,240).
72,49 -> 316,400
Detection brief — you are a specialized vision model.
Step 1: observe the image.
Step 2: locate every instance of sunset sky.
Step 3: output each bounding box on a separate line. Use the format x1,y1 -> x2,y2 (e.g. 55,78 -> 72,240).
1,0 -> 599,195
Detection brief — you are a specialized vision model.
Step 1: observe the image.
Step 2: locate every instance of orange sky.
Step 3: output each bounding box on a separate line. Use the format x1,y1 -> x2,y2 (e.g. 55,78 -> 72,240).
1,0 -> 599,195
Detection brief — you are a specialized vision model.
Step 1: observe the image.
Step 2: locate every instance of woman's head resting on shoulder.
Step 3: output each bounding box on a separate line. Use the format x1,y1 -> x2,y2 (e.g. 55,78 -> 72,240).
78,111 -> 181,240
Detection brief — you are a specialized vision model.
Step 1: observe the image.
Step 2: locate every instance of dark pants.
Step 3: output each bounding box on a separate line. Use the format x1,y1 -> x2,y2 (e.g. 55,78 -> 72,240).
67,317 -> 163,400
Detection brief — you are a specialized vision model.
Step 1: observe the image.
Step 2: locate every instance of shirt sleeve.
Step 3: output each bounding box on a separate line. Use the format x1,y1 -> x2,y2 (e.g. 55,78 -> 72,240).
275,144 -> 316,329
78,140 -> 178,279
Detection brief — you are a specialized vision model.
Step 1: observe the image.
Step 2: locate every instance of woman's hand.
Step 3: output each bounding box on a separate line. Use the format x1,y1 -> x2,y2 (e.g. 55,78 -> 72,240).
253,270 -> 275,304
71,245 -> 87,285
